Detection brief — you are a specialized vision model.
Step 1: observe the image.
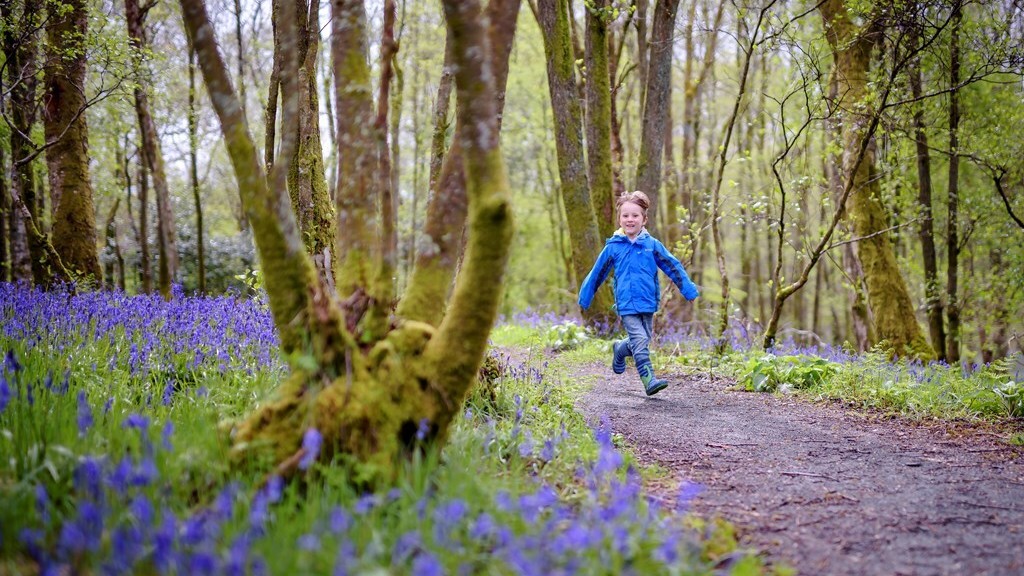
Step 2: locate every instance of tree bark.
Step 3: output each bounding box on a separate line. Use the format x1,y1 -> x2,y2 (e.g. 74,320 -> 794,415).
126,0 -> 178,298
188,38 -> 206,294
397,0 -> 520,327
633,0 -> 680,235
43,0 -> 101,281
908,28 -> 945,360
281,0 -> 336,290
3,2 -> 41,284
331,0 -> 386,340
818,0 -> 931,358
136,148 -> 153,293
182,0 -> 515,486
585,0 -> 615,239
534,0 -> 614,330
945,4 -> 962,364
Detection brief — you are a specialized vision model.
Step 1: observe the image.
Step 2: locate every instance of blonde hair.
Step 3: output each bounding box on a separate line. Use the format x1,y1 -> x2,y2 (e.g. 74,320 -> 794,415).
617,190 -> 651,215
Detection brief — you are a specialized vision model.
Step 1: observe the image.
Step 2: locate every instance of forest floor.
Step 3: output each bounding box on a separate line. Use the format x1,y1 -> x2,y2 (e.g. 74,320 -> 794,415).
567,354 -> 1024,576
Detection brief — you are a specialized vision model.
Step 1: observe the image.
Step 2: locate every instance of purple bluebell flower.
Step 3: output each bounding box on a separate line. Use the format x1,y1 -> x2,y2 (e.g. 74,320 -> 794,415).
102,397 -> 113,414
108,525 -> 144,572
470,512 -> 495,540
263,475 -> 283,504
214,482 -> 238,520
298,533 -> 321,551
0,374 -> 10,412
392,531 -> 421,564
675,480 -> 705,512
4,350 -> 20,373
35,483 -> 50,525
188,550 -> 219,576
131,456 -> 158,486
130,494 -> 154,526
77,501 -> 104,551
225,534 -> 252,576
416,418 -> 430,442
123,413 -> 150,430
328,507 -> 351,534
58,521 -> 87,557
353,493 -> 379,515
540,439 -> 556,462
518,430 -> 534,458
161,420 -> 174,450
299,427 -> 322,470
76,390 -> 93,435
411,552 -> 444,576
162,381 -> 175,406
334,541 -> 357,576
74,457 -> 103,500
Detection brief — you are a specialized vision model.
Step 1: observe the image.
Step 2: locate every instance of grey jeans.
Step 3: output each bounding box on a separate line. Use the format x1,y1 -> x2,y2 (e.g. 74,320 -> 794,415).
619,313 -> 654,371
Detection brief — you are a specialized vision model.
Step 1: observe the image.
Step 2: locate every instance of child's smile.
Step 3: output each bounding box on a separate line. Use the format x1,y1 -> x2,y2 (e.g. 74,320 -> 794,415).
619,201 -> 646,240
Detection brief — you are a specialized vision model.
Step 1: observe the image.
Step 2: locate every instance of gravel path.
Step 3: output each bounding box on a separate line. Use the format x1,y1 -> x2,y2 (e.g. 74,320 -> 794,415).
573,363 -> 1024,576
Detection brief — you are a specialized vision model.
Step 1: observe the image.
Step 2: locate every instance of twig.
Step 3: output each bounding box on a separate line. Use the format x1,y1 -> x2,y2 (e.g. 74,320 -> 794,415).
706,442 -> 759,448
780,470 -> 838,482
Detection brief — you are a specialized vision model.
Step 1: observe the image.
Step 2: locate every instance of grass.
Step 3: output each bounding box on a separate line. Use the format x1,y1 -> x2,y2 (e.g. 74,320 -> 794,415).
0,285 -> 766,575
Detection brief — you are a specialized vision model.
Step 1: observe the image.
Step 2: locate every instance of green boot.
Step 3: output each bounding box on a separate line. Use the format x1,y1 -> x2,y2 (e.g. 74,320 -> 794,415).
638,363 -> 668,396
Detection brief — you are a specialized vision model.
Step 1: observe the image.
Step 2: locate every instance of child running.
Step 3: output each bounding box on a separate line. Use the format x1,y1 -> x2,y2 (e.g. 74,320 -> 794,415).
578,191 -> 699,396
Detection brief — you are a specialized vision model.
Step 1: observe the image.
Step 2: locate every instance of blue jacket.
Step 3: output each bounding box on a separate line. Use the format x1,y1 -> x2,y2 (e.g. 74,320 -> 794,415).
578,228 -> 699,315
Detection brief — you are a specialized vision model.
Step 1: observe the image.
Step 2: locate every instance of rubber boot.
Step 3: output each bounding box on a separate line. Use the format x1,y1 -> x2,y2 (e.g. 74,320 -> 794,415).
638,363 -> 668,396
612,340 -> 629,374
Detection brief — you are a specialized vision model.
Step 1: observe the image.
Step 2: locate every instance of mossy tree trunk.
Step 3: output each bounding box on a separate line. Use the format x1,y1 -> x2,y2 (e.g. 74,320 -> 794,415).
181,0 -> 515,487
272,0 -> 336,291
819,0 -> 931,358
534,0 -> 614,329
396,0 -> 520,327
584,0 -> 615,239
633,0 -> 680,235
43,0 -> 101,282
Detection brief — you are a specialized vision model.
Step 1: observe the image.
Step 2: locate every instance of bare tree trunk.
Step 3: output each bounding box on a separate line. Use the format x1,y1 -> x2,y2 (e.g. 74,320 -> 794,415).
707,1 -> 773,345
234,0 -> 247,120
0,133 -> 7,283
908,27 -> 945,360
102,199 -> 124,291
188,39 -> 206,293
137,147 -> 153,294
372,0 -> 399,329
946,4 -> 962,363
126,0 -> 178,298
3,2 -> 41,284
633,0 -> 680,235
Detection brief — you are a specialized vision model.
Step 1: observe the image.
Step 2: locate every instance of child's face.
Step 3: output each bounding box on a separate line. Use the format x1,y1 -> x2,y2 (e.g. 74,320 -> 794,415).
619,201 -> 646,238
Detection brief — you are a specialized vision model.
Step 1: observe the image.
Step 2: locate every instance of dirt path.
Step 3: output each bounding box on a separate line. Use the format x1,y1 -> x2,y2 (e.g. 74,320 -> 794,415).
573,362 -> 1024,576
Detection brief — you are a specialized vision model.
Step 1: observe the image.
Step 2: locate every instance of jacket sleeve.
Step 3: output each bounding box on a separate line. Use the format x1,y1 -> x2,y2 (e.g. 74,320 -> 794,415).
578,246 -> 614,310
652,240 -> 699,301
